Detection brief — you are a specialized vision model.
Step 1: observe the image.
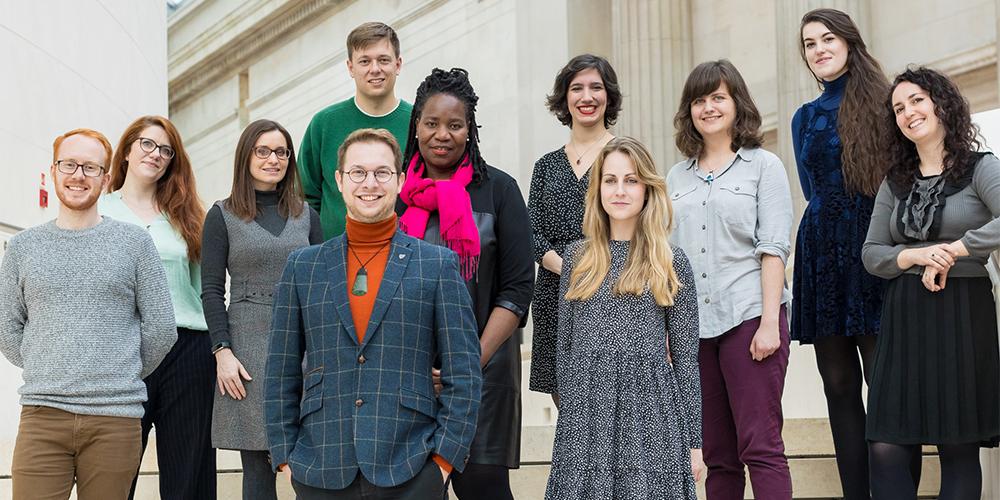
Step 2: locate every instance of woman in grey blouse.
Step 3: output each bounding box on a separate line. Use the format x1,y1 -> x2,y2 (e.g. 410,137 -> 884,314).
545,137 -> 704,499
862,67 -> 999,500
667,60 -> 794,499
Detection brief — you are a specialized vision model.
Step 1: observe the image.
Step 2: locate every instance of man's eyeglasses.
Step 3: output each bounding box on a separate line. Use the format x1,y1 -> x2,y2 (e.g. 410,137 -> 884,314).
55,160 -> 105,178
254,146 -> 292,160
137,137 -> 175,160
344,168 -> 396,184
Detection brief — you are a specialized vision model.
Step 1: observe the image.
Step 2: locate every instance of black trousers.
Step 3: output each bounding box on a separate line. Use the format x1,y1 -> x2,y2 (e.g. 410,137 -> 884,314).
291,460 -> 447,500
129,328 -> 217,500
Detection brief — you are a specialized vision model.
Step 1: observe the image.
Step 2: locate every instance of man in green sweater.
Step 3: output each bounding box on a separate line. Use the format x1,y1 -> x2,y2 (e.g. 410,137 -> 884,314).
298,21 -> 413,238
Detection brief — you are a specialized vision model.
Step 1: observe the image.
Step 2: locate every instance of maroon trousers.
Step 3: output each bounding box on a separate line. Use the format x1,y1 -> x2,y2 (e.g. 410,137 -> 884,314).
699,307 -> 793,500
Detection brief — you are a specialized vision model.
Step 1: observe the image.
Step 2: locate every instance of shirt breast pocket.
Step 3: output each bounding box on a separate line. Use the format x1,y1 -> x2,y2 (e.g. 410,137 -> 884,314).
715,183 -> 758,225
670,184 -> 700,226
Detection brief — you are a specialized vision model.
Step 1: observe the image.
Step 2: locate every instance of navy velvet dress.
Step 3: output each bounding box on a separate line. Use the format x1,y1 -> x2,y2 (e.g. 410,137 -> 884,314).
790,74 -> 883,344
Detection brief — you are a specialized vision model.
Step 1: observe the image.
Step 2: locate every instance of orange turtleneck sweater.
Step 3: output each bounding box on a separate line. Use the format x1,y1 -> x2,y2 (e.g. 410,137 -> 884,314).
344,214 -> 452,474
345,215 -> 396,342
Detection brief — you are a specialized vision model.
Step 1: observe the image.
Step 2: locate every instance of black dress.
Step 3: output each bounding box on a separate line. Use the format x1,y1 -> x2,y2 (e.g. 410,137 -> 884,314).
395,165 -> 535,468
527,148 -> 588,394
791,74 -> 883,343
862,153 -> 1000,446
545,242 -> 701,500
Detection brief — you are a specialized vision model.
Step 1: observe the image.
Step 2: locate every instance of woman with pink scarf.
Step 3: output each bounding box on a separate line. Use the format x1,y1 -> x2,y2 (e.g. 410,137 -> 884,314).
395,68 -> 535,500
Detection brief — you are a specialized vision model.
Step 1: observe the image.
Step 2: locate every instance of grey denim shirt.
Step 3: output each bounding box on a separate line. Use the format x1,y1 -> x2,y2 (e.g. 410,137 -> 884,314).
666,147 -> 793,339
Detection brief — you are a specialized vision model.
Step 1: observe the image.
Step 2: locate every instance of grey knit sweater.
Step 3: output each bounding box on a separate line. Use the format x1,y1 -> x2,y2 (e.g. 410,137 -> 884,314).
0,217 -> 176,418
863,153 -> 1000,279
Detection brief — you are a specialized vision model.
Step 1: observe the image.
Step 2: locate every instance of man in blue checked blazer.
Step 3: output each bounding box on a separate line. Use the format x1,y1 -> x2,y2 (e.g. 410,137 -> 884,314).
265,129 -> 481,499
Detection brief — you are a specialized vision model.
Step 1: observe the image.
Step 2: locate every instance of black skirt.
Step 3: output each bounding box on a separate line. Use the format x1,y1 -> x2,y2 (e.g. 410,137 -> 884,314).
867,274 -> 1000,446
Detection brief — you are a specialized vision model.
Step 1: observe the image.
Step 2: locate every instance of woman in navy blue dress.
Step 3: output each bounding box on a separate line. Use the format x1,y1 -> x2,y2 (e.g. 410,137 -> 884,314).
791,9 -> 901,499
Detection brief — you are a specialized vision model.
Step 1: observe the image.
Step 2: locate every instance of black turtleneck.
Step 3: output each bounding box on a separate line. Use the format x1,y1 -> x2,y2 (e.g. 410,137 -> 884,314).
201,190 -> 323,346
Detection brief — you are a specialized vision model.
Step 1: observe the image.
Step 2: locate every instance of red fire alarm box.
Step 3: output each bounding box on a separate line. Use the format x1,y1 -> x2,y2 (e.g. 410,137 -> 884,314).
39,173 -> 48,208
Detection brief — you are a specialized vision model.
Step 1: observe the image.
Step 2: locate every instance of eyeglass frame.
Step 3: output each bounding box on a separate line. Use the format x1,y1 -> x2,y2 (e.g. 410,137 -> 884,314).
54,160 -> 106,178
340,167 -> 398,184
253,146 -> 292,160
135,137 -> 176,160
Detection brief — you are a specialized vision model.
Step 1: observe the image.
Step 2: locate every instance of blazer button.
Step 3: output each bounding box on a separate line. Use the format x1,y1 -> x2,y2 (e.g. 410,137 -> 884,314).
358,355 -> 366,364
355,399 -> 364,407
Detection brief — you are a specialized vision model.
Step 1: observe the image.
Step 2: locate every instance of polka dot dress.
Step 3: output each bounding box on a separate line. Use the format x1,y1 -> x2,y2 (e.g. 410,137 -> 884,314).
545,241 -> 702,500
528,147 -> 589,394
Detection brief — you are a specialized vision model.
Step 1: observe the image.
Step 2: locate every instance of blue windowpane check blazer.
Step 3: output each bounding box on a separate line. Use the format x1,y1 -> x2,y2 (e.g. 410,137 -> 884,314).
264,230 -> 482,490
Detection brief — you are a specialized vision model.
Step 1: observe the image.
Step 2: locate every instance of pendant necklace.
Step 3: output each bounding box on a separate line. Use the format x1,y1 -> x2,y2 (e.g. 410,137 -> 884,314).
348,240 -> 391,296
569,131 -> 610,165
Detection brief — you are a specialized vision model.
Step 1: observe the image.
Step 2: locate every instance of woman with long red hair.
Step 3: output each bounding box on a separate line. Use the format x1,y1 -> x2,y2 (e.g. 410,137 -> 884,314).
100,115 -> 215,500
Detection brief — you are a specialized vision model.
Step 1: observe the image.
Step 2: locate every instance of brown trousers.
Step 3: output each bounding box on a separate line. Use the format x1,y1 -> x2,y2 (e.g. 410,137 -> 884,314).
12,405 -> 142,500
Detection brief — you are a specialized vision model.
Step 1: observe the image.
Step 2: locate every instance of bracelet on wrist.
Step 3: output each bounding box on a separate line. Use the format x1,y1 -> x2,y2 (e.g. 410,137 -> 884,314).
211,341 -> 232,355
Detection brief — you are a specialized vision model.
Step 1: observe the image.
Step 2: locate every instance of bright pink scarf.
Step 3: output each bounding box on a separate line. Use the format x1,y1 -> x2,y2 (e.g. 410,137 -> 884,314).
399,154 -> 480,279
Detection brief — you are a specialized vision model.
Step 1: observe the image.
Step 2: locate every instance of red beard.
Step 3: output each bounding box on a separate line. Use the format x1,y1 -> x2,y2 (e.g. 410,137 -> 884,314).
54,180 -> 102,211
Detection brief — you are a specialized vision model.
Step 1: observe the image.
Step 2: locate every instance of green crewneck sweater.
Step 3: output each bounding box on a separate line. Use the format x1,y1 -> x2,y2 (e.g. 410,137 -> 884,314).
298,96 -> 413,238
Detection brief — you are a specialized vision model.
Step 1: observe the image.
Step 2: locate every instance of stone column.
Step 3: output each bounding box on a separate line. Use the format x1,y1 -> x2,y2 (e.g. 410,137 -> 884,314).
774,0 -> 870,220
997,0 -> 1000,105
610,0 -> 692,171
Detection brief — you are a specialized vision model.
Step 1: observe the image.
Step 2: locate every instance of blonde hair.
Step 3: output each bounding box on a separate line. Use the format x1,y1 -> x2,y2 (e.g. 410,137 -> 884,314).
564,136 -> 681,306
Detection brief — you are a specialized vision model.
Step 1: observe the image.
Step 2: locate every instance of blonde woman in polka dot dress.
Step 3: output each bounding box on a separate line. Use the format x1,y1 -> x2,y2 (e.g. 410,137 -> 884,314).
545,137 -> 704,500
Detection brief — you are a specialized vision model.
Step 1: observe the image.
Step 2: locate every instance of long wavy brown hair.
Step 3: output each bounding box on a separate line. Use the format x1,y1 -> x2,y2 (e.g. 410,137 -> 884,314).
886,67 -> 982,186
564,137 -> 681,306
108,115 -> 205,261
799,8 -> 890,197
226,119 -> 304,221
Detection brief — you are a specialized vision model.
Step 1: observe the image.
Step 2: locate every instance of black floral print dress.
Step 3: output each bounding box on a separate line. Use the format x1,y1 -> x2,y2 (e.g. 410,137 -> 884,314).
528,147 -> 588,394
545,241 -> 702,500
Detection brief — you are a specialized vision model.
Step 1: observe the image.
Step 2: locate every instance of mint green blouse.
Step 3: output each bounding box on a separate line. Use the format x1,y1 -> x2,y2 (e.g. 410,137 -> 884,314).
99,193 -> 207,331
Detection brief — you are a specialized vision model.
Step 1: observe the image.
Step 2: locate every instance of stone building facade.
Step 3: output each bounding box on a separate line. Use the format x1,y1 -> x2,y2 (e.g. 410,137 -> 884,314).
173,0 -> 1000,497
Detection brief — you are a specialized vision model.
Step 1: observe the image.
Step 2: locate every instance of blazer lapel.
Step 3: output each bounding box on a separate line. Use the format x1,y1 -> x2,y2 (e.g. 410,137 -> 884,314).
323,235 -> 359,345
360,233 -> 412,349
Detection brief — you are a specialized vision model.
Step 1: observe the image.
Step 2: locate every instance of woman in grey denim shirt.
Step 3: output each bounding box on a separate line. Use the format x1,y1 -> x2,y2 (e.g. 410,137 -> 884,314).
667,60 -> 794,500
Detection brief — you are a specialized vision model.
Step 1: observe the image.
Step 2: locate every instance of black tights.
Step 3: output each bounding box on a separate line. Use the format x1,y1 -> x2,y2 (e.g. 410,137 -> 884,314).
869,441 -> 981,500
450,463 -> 513,500
814,335 -> 879,500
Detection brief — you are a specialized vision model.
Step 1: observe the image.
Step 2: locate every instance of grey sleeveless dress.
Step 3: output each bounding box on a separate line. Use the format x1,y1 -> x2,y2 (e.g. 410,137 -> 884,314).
212,200 -> 311,450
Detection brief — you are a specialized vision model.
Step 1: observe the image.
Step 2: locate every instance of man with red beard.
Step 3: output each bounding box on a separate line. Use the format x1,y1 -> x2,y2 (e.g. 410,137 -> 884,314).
0,128 -> 176,499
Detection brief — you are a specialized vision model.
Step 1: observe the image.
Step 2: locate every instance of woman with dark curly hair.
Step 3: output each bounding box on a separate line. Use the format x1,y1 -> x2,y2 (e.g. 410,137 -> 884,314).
791,9 -> 900,498
528,54 -> 620,402
395,68 -> 535,500
862,67 -> 1000,500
